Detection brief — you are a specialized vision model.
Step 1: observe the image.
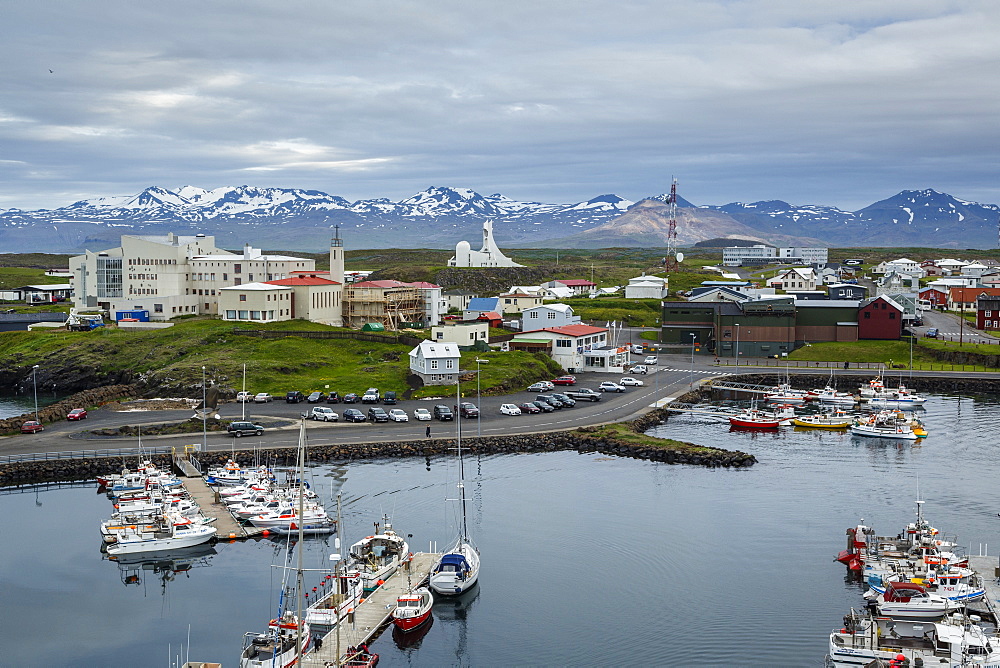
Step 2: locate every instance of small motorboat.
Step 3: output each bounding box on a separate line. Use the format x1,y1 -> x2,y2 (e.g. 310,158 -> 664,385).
391,587 -> 434,632
867,580 -> 961,619
729,408 -> 782,429
850,410 -> 921,440
812,386 -> 857,406
792,410 -> 852,429
343,643 -> 379,667
763,382 -> 809,404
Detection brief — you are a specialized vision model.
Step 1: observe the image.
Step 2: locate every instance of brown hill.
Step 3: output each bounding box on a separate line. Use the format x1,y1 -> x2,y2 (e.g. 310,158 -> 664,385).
550,199 -> 826,249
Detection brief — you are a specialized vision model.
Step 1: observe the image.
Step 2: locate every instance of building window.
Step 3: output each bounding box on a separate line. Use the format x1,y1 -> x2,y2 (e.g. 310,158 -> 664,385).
234,278 -> 242,286
987,310 -> 992,317
547,312 -> 556,319
556,339 -> 572,347
446,360 -> 454,369
251,311 -> 261,320
234,264 -> 242,274
238,310 -> 248,319
239,294 -> 246,301
226,310 -> 236,319
430,360 -> 439,370
223,273 -> 228,281
154,304 -> 163,313
529,312 -> 539,318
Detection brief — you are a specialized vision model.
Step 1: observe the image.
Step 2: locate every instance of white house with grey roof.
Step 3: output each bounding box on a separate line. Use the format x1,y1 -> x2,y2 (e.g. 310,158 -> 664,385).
522,303 -> 581,329
409,340 -> 461,385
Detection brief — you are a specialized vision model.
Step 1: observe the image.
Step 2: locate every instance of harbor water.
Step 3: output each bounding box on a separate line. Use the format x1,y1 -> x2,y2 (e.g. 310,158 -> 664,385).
2,392 -> 998,666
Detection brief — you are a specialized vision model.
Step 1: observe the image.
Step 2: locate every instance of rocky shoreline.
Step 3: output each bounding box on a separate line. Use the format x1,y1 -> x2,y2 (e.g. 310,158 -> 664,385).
0,384 -> 140,435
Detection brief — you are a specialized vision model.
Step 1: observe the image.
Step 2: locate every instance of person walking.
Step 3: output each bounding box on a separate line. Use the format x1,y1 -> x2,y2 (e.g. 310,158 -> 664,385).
314,634 -> 323,652
425,425 -> 431,438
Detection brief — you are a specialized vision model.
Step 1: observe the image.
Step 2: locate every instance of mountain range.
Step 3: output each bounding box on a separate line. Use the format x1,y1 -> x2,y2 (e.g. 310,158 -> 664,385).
0,185 -> 996,253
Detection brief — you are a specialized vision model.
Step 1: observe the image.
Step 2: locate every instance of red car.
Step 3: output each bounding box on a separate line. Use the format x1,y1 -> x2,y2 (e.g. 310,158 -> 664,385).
518,402 -> 542,414
67,408 -> 88,420
552,375 -> 577,386
21,421 -> 44,433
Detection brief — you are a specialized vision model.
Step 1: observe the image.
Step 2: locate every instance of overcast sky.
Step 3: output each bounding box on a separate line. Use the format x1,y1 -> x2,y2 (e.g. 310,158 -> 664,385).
2,0 -> 998,212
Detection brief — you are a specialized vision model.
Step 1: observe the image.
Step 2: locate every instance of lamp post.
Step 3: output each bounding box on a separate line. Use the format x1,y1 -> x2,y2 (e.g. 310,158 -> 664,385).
241,362 -> 247,421
475,357 -> 487,437
201,366 -> 207,452
735,323 -> 740,366
689,333 -> 697,388
32,365 -> 39,421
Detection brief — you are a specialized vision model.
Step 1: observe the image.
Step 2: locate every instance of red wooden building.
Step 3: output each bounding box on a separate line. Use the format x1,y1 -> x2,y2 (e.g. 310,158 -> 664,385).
858,296 -> 904,340
977,295 -> 1000,331
918,286 -> 947,309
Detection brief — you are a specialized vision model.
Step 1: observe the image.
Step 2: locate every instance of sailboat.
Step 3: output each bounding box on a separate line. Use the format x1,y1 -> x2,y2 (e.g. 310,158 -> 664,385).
239,419 -> 312,668
429,380 -> 481,596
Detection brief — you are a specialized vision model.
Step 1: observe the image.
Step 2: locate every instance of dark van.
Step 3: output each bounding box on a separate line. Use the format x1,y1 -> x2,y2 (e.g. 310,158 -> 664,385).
382,391 -> 397,405
286,391 -> 305,403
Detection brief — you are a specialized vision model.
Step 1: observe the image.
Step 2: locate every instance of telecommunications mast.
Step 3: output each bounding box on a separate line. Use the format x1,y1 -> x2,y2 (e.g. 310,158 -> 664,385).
663,177 -> 679,271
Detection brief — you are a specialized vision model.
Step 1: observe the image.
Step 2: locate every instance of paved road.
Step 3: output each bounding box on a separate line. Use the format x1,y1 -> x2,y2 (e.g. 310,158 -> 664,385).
916,309 -> 999,345
2,357 -> 716,457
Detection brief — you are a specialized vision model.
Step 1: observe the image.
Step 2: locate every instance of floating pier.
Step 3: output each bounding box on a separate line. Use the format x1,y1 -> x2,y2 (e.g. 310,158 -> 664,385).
183,476 -> 266,540
301,552 -> 440,665
967,554 -> 1000,626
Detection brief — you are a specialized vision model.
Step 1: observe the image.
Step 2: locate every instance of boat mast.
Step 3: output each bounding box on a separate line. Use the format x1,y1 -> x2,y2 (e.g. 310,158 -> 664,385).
457,378 -> 468,542
295,418 -> 306,661
335,491 -> 342,668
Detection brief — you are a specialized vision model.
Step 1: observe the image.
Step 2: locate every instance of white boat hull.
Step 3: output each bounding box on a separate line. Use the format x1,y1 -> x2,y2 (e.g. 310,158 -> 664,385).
106,525 -> 216,555
429,540 -> 480,596
850,425 -> 918,440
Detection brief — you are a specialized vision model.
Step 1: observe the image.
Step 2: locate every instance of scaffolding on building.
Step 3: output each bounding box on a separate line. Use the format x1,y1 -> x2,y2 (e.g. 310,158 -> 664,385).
343,284 -> 423,330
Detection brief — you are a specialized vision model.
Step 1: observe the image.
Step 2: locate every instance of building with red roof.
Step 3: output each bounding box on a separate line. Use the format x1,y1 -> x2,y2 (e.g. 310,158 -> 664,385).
266,271 -> 343,326
511,324 -> 626,372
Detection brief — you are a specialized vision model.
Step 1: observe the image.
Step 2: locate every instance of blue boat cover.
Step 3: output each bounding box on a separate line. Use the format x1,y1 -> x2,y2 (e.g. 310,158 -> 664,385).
440,554 -> 468,568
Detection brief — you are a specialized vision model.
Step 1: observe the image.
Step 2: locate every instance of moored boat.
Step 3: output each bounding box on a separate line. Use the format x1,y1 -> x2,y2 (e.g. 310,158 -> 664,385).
850,410 -> 920,440
105,515 -> 216,555
391,587 -> 433,632
792,410 -> 852,429
729,408 -> 781,429
866,580 -> 961,619
347,517 -> 410,592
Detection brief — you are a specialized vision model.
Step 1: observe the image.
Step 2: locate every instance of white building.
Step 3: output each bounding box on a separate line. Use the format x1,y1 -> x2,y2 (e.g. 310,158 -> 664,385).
882,258 -> 923,277
522,303 -> 581,329
409,340 -> 461,385
430,321 -> 489,347
722,245 -> 828,267
448,220 -> 523,267
624,274 -> 669,299
218,282 -> 293,323
544,279 -> 596,297
509,324 -> 615,372
769,267 -> 818,292
406,281 -> 445,326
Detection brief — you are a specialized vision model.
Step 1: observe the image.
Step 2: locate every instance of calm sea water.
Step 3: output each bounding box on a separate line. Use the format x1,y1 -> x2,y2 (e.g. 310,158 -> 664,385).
0,393 -> 64,420
2,392 -> 997,667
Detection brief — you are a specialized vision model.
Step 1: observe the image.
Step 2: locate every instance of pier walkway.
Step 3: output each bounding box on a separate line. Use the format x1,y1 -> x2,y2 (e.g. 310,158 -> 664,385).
968,554 -> 1000,626
302,552 -> 439,665
183,476 -> 265,540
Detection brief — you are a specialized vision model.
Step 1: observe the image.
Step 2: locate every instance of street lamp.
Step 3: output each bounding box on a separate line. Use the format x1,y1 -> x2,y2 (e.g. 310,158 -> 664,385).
201,366 -> 207,451
689,333 -> 697,388
735,323 -> 740,366
32,365 -> 39,421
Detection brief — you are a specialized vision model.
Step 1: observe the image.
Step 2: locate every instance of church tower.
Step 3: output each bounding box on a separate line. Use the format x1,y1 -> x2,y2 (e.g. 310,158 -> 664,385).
329,225 -> 345,285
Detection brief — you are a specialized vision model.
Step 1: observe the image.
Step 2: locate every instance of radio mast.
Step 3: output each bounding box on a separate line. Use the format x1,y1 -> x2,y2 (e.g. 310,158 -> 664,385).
663,177 -> 680,271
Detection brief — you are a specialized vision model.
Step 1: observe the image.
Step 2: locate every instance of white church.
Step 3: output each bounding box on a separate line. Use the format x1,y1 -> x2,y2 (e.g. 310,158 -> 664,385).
448,220 -> 523,268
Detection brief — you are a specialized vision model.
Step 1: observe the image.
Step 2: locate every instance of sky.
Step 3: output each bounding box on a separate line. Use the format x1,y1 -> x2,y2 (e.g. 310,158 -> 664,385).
1,0 -> 998,212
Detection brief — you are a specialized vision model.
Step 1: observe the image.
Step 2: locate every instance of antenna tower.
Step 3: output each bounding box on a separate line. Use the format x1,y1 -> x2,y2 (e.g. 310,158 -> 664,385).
663,177 -> 679,271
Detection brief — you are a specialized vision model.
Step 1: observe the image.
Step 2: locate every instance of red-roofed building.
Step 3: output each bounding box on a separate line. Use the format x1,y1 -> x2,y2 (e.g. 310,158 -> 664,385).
546,279 -> 597,297
511,324 -> 626,372
477,311 -> 503,328
949,287 -> 1000,311
267,272 -> 343,326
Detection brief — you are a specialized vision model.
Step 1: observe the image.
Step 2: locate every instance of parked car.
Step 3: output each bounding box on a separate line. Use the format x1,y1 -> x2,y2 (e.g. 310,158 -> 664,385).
254,392 -> 273,403
620,377 -> 645,387
326,391 -> 341,404
368,407 -> 390,422
643,356 -> 659,365
235,391 -> 253,402
227,421 -> 264,437
527,381 -> 555,392
629,365 -> 649,375
518,402 -> 542,414
459,402 -> 479,418
630,344 -> 644,354
599,381 -> 626,393
925,328 -> 939,338
382,391 -> 398,405
309,406 -> 338,422
388,409 -> 409,422
361,388 -> 380,403
66,408 -> 88,420
433,405 -> 454,421
551,375 -> 577,386
551,393 -> 576,407
531,400 -> 555,413
565,388 -> 602,401
500,403 -> 522,416
285,391 -> 305,403
343,408 -> 366,422
342,393 -> 360,403
413,408 -> 432,421
20,420 -> 44,434
307,391 -> 326,403
536,394 -> 564,409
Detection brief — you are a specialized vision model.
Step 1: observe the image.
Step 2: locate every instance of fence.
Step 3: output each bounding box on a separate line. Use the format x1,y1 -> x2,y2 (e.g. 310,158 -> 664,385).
231,328 -> 422,347
0,445 -> 175,465
0,480 -> 94,496
715,359 -> 998,372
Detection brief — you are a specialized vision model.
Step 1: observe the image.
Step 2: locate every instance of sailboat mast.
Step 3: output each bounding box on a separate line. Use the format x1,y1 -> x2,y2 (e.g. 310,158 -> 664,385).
457,381 -> 469,541
295,419 -> 306,660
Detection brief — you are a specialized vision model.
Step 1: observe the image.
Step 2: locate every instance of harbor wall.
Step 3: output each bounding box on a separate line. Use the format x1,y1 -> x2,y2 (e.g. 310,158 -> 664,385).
712,373 -> 998,395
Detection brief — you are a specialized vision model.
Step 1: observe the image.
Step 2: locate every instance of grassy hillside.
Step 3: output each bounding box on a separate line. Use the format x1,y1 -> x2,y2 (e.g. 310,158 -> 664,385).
0,318 -> 563,398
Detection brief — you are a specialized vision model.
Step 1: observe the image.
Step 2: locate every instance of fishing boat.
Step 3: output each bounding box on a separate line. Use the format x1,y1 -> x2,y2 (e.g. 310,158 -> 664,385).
791,409 -> 852,429
248,503 -> 330,529
346,517 -> 410,593
104,515 -> 216,555
865,580 -> 961,620
268,519 -> 337,536
850,411 -> 920,440
729,408 -> 782,429
859,374 -> 928,408
343,644 -> 379,667
812,386 -> 857,406
827,609 -> 1000,667
763,381 -> 810,404
239,419 -> 313,668
391,587 -> 434,632
429,388 -> 481,597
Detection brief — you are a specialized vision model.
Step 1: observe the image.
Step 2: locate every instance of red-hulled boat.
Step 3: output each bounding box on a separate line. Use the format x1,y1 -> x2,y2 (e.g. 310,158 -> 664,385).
343,643 -> 379,667
390,587 -> 433,632
728,408 -> 781,429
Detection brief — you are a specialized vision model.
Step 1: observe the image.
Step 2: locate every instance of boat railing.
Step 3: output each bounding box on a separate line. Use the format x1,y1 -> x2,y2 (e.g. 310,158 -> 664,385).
0,445 -> 175,465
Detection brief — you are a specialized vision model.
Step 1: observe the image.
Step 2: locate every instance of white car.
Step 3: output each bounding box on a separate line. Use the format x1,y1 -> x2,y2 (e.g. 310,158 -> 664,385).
500,403 -> 522,416
253,392 -> 273,403
599,381 -> 626,393
310,406 -> 338,421
235,391 -> 253,402
388,409 -> 409,422
629,365 -> 649,375
620,377 -> 645,387
413,408 -> 432,421
643,356 -> 659,365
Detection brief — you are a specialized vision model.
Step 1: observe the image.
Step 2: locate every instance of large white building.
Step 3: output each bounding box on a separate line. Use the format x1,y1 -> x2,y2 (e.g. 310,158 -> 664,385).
722,245 -> 829,267
624,274 -> 669,299
448,220 -> 523,268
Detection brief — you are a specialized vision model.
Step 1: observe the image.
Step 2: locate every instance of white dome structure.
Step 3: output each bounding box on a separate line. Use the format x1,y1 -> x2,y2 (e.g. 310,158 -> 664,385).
448,220 -> 523,268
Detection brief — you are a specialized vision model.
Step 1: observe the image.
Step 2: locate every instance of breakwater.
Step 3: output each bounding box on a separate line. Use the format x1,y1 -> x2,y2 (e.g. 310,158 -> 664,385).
0,384 -> 139,435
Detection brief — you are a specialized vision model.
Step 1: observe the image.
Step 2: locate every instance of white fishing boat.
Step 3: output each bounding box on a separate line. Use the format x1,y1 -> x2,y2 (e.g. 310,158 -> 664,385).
859,374 -> 927,408
347,516 -> 410,593
850,410 -> 920,440
430,390 -> 480,596
248,503 -> 330,529
866,580 -> 961,619
763,381 -> 809,404
105,515 -> 216,555
812,386 -> 857,406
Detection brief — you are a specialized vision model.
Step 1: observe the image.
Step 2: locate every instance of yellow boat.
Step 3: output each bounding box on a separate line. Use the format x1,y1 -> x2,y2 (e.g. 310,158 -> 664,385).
792,412 -> 852,429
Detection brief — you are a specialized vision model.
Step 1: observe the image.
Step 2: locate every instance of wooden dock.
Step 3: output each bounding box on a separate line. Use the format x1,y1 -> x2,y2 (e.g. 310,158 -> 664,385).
301,552 -> 440,665
968,554 -> 1000,625
183,476 -> 265,540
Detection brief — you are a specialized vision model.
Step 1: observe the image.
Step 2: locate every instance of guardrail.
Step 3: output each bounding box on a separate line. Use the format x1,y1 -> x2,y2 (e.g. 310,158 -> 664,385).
0,480 -> 94,495
0,446 -> 175,465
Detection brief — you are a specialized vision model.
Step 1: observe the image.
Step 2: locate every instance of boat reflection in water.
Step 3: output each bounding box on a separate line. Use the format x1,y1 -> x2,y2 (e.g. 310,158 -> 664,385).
105,543 -> 217,590
392,614 -> 434,648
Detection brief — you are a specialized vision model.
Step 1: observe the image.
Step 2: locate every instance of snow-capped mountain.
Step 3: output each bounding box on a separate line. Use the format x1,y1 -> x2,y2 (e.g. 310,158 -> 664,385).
0,185 -> 996,252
